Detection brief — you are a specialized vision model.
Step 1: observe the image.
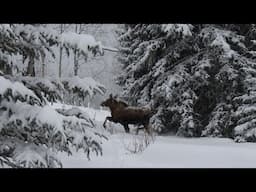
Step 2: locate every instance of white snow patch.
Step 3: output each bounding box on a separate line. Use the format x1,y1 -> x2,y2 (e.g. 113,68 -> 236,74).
59,133 -> 256,168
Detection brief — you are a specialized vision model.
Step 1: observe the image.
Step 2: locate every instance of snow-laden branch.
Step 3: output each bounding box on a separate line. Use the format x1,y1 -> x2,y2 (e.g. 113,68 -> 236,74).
62,76 -> 106,98
162,24 -> 194,37
102,46 -> 119,53
0,75 -> 40,104
60,32 -> 104,55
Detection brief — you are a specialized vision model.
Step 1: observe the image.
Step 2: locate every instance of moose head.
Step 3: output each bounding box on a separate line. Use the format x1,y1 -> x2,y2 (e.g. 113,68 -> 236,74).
100,94 -> 118,107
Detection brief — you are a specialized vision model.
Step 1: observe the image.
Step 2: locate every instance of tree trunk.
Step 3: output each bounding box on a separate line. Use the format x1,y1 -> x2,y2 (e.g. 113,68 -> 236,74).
74,24 -> 83,76
27,56 -> 35,76
74,24 -> 79,76
0,61 -> 12,75
59,24 -> 64,78
41,54 -> 46,77
59,46 -> 63,77
74,49 -> 78,76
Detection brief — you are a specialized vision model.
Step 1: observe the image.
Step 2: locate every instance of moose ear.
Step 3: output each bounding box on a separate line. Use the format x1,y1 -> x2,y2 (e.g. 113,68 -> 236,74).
109,94 -> 113,98
114,94 -> 118,99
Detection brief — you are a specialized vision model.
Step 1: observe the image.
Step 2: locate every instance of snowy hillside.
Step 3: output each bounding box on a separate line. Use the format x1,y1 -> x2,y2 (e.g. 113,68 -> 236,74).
55,103 -> 256,168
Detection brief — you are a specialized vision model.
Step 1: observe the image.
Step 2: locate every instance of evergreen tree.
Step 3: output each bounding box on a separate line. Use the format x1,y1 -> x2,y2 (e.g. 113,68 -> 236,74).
117,24 -> 256,141
231,24 -> 256,142
0,24 -> 106,168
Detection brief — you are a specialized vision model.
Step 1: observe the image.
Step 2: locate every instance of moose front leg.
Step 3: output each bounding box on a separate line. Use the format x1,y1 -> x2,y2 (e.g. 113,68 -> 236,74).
103,116 -> 114,128
123,123 -> 130,133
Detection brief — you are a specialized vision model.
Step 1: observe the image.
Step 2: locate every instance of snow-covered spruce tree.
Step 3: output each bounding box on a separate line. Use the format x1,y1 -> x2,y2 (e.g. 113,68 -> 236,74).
230,24 -> 256,142
0,24 -> 106,168
200,25 -> 256,140
117,24 -> 202,136
117,24 -> 256,140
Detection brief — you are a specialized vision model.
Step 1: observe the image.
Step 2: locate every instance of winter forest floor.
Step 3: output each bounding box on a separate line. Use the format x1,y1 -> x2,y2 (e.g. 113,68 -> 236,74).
52,103 -> 256,168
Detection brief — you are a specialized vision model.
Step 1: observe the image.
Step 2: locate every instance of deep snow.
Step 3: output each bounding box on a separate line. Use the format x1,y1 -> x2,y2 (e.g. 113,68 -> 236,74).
53,103 -> 256,168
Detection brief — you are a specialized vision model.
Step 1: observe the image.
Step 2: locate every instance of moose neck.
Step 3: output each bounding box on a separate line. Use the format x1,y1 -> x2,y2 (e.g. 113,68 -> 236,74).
108,103 -> 119,115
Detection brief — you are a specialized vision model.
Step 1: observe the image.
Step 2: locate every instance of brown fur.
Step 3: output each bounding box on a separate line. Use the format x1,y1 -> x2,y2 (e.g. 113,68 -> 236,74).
100,94 -> 153,134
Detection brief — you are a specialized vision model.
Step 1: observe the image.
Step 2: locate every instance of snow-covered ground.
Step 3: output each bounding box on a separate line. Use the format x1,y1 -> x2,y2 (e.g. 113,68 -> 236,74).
53,103 -> 256,168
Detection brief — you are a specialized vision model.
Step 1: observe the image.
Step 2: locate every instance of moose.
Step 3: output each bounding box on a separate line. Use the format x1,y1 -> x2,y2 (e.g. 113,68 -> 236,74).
100,94 -> 154,134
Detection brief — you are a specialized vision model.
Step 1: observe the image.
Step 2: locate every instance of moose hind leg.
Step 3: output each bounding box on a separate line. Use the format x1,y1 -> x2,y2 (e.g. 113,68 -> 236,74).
123,124 -> 130,133
143,122 -> 151,135
136,126 -> 144,135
